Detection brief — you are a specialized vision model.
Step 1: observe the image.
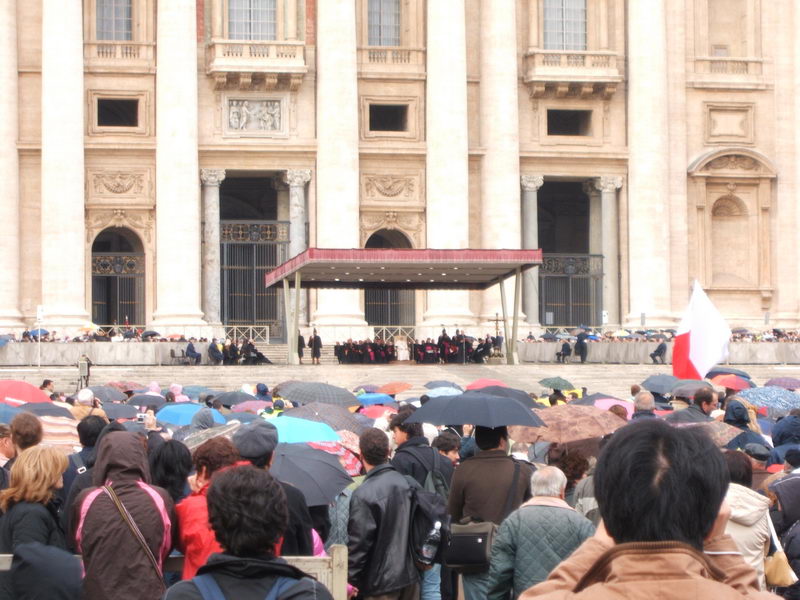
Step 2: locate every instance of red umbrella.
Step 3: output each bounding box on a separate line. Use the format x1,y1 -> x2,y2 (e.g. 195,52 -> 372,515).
466,378 -> 508,391
710,374 -> 751,391
0,380 -> 51,407
308,441 -> 363,477
359,405 -> 398,419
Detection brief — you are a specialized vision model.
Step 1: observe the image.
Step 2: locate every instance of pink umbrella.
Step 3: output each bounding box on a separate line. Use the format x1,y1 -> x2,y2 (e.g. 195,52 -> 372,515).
232,400 -> 271,413
594,398 -> 633,419
466,378 -> 508,391
0,380 -> 51,407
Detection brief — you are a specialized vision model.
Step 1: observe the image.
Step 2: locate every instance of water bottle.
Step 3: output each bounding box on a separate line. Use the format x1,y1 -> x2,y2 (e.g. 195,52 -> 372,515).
420,520 -> 442,564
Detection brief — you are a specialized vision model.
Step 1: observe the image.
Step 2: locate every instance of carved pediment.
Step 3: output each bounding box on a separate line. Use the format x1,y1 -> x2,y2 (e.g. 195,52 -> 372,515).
364,176 -> 415,199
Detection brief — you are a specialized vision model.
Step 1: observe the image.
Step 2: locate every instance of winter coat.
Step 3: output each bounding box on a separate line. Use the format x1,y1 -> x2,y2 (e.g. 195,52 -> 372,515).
725,483 -> 770,589
518,536 -> 780,599
725,401 -> 770,451
176,483 -> 222,580
772,416 -> 800,448
347,463 -> 418,596
278,481 -> 314,557
573,475 -> 599,526
664,404 -> 712,424
72,431 -> 176,600
487,497 -> 595,599
391,436 -> 454,487
0,501 -> 67,599
8,542 -> 82,600
163,553 -> 334,600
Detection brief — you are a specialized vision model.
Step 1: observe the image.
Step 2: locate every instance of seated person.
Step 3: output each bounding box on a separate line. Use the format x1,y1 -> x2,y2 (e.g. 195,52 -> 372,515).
650,341 -> 668,364
186,338 -> 202,365
556,341 -> 572,363
207,339 -> 223,366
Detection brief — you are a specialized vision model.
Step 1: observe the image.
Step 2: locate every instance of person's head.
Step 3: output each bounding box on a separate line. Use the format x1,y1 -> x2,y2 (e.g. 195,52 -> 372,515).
10,413 -> 43,451
569,392 -> 579,401
724,450 -> 753,488
0,424 -> 12,460
359,427 -> 390,470
388,407 -> 423,446
531,466 -> 568,499
630,384 -> 641,397
693,388 -> 718,415
148,440 -> 193,503
432,431 -> 461,463
743,443 -> 770,467
784,449 -> 800,473
207,466 -> 287,559
634,390 -> 655,412
419,394 -> 430,406
232,421 -> 278,469
164,391 -> 176,403
193,437 -> 241,487
0,445 -> 68,512
40,379 -> 54,392
608,405 -> 628,421
76,388 -> 97,408
256,383 -> 269,396
474,426 -> 509,451
77,415 -> 106,448
557,452 -> 590,490
595,419 -> 729,550
211,399 -> 224,411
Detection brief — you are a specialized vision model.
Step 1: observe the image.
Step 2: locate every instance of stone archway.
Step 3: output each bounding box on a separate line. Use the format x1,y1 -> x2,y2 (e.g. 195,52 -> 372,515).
90,227 -> 145,327
364,229 -> 415,326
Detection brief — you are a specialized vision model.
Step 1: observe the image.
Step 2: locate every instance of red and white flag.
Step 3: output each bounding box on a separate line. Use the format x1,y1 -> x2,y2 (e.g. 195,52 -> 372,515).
672,281 -> 731,380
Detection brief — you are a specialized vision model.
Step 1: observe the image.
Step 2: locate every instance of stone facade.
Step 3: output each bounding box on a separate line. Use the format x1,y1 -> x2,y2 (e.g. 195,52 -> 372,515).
2,0 -> 797,339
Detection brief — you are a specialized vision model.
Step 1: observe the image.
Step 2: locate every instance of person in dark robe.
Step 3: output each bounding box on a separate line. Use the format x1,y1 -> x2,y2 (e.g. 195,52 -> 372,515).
575,329 -> 589,363
334,342 -> 343,364
557,341 -> 572,363
297,331 -> 305,364
308,329 -> 322,365
437,329 -> 451,364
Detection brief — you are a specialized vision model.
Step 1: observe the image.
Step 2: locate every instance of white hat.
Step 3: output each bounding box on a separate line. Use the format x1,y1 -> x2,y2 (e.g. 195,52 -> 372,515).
76,388 -> 95,406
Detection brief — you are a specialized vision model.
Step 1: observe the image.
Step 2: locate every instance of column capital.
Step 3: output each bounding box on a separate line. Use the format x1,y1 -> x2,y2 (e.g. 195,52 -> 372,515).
200,169 -> 226,186
284,169 -> 312,188
520,174 -> 544,192
595,175 -> 623,193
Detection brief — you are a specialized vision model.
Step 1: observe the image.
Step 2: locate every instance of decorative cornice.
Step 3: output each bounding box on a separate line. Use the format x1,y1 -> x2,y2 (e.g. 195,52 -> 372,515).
200,169 -> 226,186
520,175 -> 544,192
283,169 -> 312,188
595,176 -> 623,193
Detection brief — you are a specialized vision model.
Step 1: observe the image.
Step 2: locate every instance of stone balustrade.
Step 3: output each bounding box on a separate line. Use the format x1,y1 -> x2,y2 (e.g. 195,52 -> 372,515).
357,47 -> 425,78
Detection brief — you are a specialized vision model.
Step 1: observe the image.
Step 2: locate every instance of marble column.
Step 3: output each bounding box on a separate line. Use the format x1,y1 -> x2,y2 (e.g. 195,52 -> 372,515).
152,0 -> 206,332
479,0 -> 522,324
423,0 -> 474,335
627,0 -> 671,324
0,0 -> 24,328
583,181 -> 602,256
313,0 -> 367,338
521,175 -> 543,326
595,176 -> 623,327
40,0 -> 89,329
284,169 -> 311,324
200,169 -> 225,327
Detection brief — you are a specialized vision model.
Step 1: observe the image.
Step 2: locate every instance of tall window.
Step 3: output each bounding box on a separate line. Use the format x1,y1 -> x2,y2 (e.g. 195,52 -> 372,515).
96,0 -> 133,41
543,0 -> 587,51
229,0 -> 277,41
368,0 -> 400,46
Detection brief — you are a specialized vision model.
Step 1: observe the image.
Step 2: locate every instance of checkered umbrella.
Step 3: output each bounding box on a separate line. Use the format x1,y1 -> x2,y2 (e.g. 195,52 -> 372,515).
280,382 -> 359,408
285,402 -> 366,434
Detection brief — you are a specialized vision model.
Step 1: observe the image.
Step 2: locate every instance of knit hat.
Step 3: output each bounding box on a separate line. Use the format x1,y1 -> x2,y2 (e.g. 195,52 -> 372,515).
232,421 -> 278,459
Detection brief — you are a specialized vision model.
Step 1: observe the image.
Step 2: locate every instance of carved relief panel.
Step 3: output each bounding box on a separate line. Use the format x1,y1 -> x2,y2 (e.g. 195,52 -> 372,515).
360,172 -> 423,207
359,170 -> 425,247
86,168 -> 154,207
220,92 -> 291,138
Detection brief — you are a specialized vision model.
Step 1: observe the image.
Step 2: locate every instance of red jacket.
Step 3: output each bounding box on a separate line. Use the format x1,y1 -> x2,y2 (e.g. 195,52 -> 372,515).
176,485 -> 221,580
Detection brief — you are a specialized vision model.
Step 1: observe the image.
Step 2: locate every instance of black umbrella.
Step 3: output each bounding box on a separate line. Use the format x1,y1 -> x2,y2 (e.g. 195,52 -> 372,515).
88,385 -> 127,403
641,374 -> 679,395
280,383 -> 359,408
122,330 -> 137,339
541,333 -> 558,341
404,390 -> 544,428
270,443 -> 353,507
215,391 -> 257,408
103,403 -> 139,420
671,379 -> 713,398
572,392 -> 623,406
424,381 -> 464,391
126,394 -> 166,410
141,330 -> 160,339
479,385 -> 537,409
284,402 -> 366,434
20,403 -> 74,419
706,366 -> 752,380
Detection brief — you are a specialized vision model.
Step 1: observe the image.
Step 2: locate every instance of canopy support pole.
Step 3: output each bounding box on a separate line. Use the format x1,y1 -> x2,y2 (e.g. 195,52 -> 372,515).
291,270 -> 302,365
498,276 -> 512,365
510,267 -> 521,365
283,279 -> 295,365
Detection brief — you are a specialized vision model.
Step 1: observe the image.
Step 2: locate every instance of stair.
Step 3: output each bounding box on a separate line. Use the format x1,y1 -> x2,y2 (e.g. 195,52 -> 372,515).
256,344 -> 338,365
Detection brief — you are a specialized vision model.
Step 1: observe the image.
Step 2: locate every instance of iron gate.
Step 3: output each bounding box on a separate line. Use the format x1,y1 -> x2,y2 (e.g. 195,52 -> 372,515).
539,254 -> 602,327
220,221 -> 289,342
91,253 -> 145,327
365,289 -> 415,327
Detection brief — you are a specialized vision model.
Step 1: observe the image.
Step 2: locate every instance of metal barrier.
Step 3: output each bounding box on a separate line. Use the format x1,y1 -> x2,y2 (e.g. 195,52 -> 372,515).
371,325 -> 417,343
224,325 -> 271,343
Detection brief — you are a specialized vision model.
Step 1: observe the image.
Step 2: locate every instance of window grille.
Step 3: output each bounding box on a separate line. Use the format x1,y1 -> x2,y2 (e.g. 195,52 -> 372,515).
368,0 -> 401,46
96,0 -> 133,41
229,0 -> 277,41
543,0 -> 587,51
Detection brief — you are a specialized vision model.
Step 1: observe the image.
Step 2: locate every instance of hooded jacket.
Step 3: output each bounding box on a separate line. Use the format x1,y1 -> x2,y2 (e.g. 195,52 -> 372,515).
724,402 -> 769,451
173,409 -> 216,442
725,483 -> 770,589
72,431 -> 176,600
771,416 -> 800,448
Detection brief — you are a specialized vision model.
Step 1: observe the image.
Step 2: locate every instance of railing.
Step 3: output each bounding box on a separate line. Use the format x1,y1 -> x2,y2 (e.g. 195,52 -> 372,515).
84,42 -> 155,65
694,57 -> 762,76
207,39 -> 306,72
357,47 -> 426,76
540,254 -> 603,276
370,325 -> 417,343
539,254 -> 603,328
526,50 -> 621,73
224,325 -> 271,343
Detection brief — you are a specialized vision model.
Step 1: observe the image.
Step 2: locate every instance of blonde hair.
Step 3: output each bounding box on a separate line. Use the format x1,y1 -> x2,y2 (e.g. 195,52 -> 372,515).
0,445 -> 68,512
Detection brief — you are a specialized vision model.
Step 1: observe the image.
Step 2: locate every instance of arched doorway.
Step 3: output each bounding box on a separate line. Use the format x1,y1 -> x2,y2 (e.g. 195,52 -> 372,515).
91,227 -> 145,327
364,229 -> 415,326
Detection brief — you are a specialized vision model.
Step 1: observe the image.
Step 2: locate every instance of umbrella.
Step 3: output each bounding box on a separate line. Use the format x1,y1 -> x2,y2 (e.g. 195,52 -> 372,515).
353,384 -> 380,394
336,429 -> 362,455
359,405 -> 397,419
88,385 -> 127,403
710,374 -> 753,391
641,374 -> 679,395
510,404 -> 625,444
307,441 -> 363,477
29,328 -> 49,337
572,392 -> 623,407
156,403 -> 226,426
181,385 -> 216,401
126,394 -> 166,410
0,380 -> 51,407
740,387 -> 800,416
141,330 -> 160,338
107,381 -> 144,392
671,379 -> 712,398
426,387 -> 463,399
731,327 -> 750,335
538,377 -> 575,391
425,381 -> 463,391
377,382 -> 412,396
466,379 -> 508,391
706,366 -> 752,380
593,398 -> 633,419
284,402 -> 366,434
479,386 -> 537,409
404,390 -> 544,428
674,421 -> 742,447
280,383 -> 359,408
102,403 -> 139,420
182,422 -> 243,451
270,443 -> 353,506
167,333 -> 184,340
610,329 -> 630,337
226,412 -> 259,424
0,404 -> 22,423
215,391 -> 257,408
356,393 -> 395,406
541,333 -> 558,341
231,400 -> 272,414
272,416 -> 340,444
273,380 -> 303,397
20,403 -> 74,419
765,377 -> 800,391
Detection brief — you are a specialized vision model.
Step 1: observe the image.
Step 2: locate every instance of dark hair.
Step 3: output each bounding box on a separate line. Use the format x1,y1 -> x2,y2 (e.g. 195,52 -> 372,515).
558,452 -> 590,491
164,391 -> 176,403
193,437 -> 240,478
40,379 -> 53,389
148,440 -> 193,503
207,466 -> 288,558
724,450 -> 753,488
694,388 -> 715,406
475,426 -> 508,451
77,415 -> 107,448
359,428 -> 389,466
420,395 -> 431,406
388,406 -> 423,438
432,431 -> 461,454
595,419 -> 729,550
211,399 -> 223,411
10,413 -> 43,450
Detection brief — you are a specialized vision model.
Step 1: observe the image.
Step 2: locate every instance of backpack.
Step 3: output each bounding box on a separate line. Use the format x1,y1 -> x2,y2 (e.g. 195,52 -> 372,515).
406,476 -> 451,566
404,445 -> 450,499
193,573 -> 313,600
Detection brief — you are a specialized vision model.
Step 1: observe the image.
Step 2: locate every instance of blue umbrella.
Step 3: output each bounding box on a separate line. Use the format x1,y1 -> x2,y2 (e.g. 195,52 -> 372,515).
272,416 -> 340,443
0,335 -> 12,348
740,386 -> 800,417
156,403 -> 225,426
0,404 -> 22,424
424,381 -> 463,391
426,387 -> 462,399
356,393 -> 395,406
29,328 -> 48,337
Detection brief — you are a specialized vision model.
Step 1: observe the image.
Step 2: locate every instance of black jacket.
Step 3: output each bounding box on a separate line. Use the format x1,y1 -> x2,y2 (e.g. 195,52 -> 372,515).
163,553 -> 333,600
663,404 -> 711,424
348,464 -> 418,596
279,482 -> 314,556
391,436 -> 454,487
